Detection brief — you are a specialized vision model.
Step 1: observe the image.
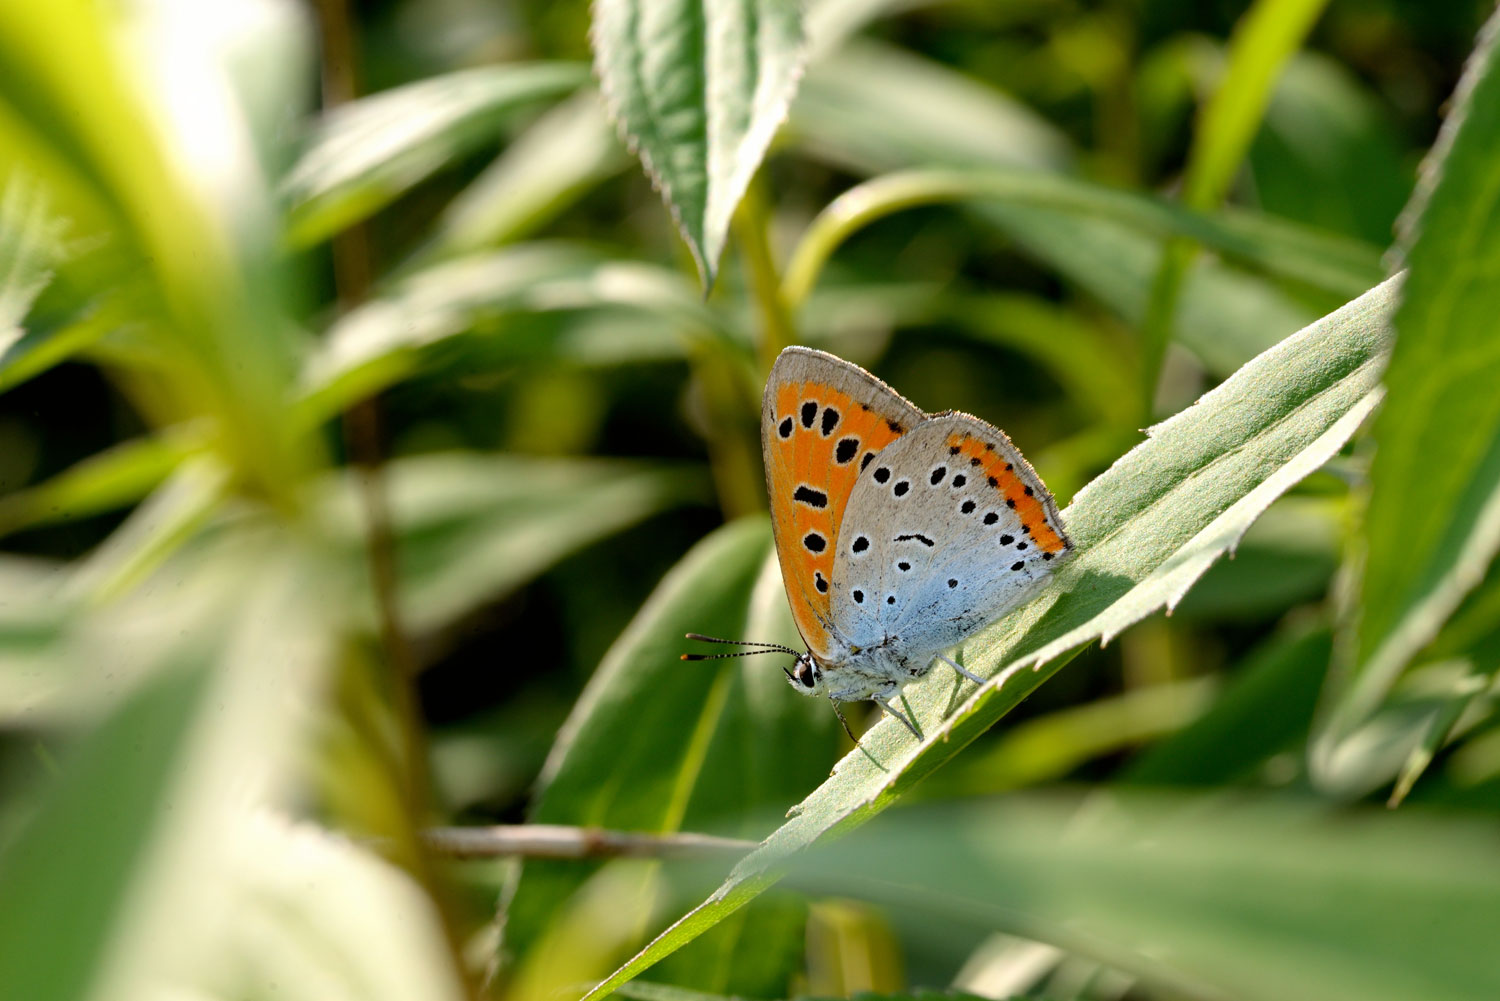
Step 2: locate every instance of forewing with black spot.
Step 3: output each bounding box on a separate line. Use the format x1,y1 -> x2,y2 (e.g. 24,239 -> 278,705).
763,347 -> 924,659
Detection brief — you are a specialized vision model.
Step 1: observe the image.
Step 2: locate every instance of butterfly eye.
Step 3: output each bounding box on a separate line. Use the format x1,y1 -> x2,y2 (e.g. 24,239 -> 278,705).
796,662 -> 816,688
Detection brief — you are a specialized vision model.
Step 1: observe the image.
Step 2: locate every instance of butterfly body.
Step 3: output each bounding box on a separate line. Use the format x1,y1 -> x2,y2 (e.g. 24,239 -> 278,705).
689,347 -> 1072,738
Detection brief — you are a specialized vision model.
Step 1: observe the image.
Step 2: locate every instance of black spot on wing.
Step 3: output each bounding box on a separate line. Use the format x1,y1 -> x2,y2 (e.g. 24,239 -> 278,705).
821,407 -> 840,436
894,533 -> 934,547
836,438 -> 859,463
793,486 -> 828,508
778,417 -> 793,439
803,532 -> 826,553
801,401 -> 817,428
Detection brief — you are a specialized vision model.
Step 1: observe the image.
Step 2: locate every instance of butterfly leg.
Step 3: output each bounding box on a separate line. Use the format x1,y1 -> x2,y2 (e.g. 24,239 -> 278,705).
872,693 -> 922,739
935,653 -> 986,686
827,696 -> 859,744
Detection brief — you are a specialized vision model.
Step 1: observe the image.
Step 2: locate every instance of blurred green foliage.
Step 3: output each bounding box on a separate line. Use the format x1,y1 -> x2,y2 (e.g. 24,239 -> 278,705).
2,2 -> 1500,1001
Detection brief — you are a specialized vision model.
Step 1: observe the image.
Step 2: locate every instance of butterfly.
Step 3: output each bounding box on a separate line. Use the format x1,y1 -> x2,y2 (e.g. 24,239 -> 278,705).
685,346 -> 1072,740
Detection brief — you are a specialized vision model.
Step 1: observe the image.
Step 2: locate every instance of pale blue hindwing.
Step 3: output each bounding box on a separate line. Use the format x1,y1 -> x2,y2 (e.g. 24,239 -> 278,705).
829,415 -> 1064,664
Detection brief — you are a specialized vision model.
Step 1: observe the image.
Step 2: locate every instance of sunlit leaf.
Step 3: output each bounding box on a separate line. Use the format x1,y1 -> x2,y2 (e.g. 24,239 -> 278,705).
283,62 -> 589,245
300,243 -> 717,421
0,425 -> 206,539
581,278 -> 1396,1000
223,813 -> 467,1001
1317,11 -> 1500,787
0,540 -> 333,1001
592,0 -> 805,286
418,90 -> 629,262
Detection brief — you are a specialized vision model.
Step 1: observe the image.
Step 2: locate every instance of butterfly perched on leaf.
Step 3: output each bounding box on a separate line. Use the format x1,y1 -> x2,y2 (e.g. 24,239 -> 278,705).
687,347 -> 1072,739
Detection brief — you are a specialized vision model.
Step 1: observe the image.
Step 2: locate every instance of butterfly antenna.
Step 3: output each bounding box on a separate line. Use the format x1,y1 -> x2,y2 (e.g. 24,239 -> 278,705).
681,649 -> 785,662
681,633 -> 800,661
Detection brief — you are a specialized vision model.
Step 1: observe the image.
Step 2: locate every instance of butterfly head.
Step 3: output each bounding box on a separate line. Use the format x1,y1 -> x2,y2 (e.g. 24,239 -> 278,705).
682,633 -> 824,694
784,653 -> 825,696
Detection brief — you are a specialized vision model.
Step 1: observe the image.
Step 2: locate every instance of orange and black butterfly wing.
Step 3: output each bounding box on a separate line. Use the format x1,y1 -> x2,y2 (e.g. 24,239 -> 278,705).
762,347 -> 926,661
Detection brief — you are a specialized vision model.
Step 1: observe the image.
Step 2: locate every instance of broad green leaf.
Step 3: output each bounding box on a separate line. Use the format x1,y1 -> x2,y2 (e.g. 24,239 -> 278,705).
501,518 -> 837,995
418,90 -> 630,262
1317,11 -> 1500,783
0,555 -> 75,724
0,1 -> 313,500
1168,495 -> 1339,621
299,243 -> 717,421
0,539 -> 333,1001
792,39 -> 1071,175
1252,52 -> 1410,246
789,793 -> 1500,1001
222,813 -> 466,1001
0,648 -> 213,1001
581,278 -> 1396,1001
282,62 -> 589,245
318,452 -> 714,636
1123,625 -> 1332,787
918,676 -> 1218,799
591,0 -> 805,286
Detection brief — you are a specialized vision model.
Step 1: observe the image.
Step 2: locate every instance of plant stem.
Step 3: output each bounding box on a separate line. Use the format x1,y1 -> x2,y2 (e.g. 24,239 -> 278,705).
313,2 -> 476,996
732,176 -> 796,373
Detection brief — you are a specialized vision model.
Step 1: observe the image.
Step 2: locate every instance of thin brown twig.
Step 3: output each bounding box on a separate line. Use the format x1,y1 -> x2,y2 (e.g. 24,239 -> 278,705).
422,824 -> 759,861
313,4 -> 475,998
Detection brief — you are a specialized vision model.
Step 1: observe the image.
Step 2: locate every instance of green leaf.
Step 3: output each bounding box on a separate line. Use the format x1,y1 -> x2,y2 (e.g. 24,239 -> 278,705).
1167,495 -> 1340,621
299,243 -> 717,421
0,425 -> 206,539
0,175 -> 64,355
0,540 -> 334,1001
591,0 -> 805,286
1252,52 -> 1411,246
418,90 -> 630,262
319,452 -> 714,635
224,813 -> 467,1001
1180,0 -> 1332,211
282,62 -> 589,245
780,168 -> 1382,311
789,39 -> 1337,378
918,676 -> 1219,799
1123,625 -> 1333,787
501,518 -> 837,992
789,792 -> 1500,1001
1140,0 -> 1333,410
1318,11 -> 1500,781
614,983 -> 1003,1001
792,39 -> 1071,175
0,2 -> 314,500
580,279 -> 1398,1000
